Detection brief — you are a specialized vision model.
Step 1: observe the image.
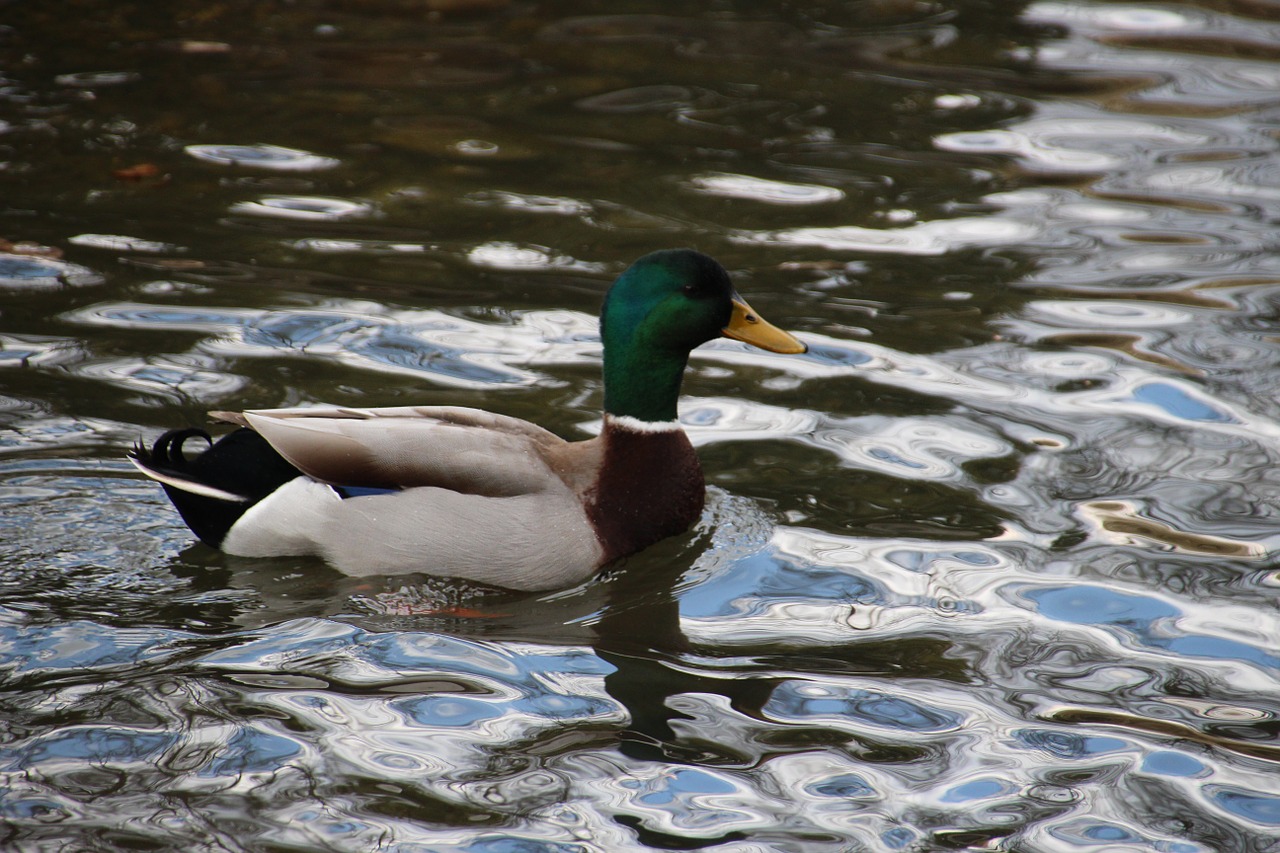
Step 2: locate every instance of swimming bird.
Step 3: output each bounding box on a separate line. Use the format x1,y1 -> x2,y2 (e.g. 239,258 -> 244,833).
131,249 -> 806,591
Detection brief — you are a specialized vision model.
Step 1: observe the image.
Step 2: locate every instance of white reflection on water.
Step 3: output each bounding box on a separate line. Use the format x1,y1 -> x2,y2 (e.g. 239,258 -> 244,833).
185,143 -> 340,172
685,172 -> 845,205
681,527 -> 1015,646
290,238 -> 428,253
72,355 -> 247,402
586,394 -> 1009,482
609,762 -> 772,837
64,300 -> 600,391
464,190 -> 593,216
734,216 -> 1036,255
722,330 -> 1280,448
228,196 -> 375,221
1139,162 -> 1280,202
0,334 -> 82,369
467,241 -> 607,272
0,255 -> 103,289
9,0 -> 1280,848
68,234 -> 183,254
938,118 -> 1214,174
1028,2 -> 1195,31
936,128 -> 1121,172
54,70 -> 141,87
1027,298 -> 1193,328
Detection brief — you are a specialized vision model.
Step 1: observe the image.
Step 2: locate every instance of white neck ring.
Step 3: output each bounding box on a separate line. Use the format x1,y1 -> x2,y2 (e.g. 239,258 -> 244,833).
605,413 -> 682,434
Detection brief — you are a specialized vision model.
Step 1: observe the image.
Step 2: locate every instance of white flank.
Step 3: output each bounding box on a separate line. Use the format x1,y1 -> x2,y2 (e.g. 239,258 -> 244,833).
605,414 -> 683,434
130,457 -> 248,502
221,476 -> 340,557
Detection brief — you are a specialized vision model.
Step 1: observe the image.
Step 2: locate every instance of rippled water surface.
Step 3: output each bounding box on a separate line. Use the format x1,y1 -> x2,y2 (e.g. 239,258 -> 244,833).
3,2 -> 1280,850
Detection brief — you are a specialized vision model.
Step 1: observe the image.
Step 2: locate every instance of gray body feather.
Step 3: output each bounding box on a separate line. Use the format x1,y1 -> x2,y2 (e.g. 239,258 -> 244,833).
215,406 -> 607,591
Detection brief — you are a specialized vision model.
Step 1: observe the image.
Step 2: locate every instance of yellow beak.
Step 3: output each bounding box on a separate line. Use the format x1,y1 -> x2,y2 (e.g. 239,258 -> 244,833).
721,295 -> 807,354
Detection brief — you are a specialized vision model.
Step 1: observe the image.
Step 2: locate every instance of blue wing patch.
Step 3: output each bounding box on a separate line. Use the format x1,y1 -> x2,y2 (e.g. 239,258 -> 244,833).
333,485 -> 400,499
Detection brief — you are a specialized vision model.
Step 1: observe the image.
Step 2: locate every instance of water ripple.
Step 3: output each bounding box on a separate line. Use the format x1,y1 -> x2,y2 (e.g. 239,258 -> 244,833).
765,680 -> 964,733
685,172 -> 845,205
0,255 -> 103,290
375,116 -> 542,161
938,117 -> 1216,174
1077,500 -> 1266,558
185,143 -> 340,172
734,215 -> 1038,256
0,613 -> 185,682
72,355 -> 247,403
0,334 -> 81,369
228,196 -> 375,221
464,190 -> 593,217
466,242 -> 605,272
65,301 -> 584,390
67,234 -> 183,254
54,70 -> 141,87
7,1 -> 1280,850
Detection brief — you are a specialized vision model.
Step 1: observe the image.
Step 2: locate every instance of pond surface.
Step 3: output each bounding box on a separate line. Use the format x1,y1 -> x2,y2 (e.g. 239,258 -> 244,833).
3,1 -> 1280,850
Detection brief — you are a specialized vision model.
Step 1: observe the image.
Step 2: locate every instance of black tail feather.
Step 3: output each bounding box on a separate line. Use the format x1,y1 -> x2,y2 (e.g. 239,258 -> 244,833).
132,427 -> 302,549
149,427 -> 213,468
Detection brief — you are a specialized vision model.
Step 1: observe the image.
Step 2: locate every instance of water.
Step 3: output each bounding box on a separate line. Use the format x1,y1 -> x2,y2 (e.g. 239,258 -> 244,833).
2,1 -> 1280,850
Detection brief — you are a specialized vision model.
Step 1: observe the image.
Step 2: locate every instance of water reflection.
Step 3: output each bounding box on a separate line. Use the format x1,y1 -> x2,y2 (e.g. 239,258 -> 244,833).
68,234 -> 182,253
686,172 -> 845,205
185,143 -> 340,172
4,0 -> 1280,849
736,216 -> 1038,256
67,300 -> 563,391
0,255 -> 103,290
228,196 -> 375,221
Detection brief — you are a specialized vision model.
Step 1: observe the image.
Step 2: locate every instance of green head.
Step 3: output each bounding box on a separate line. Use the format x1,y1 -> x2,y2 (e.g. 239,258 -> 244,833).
599,249 -> 805,423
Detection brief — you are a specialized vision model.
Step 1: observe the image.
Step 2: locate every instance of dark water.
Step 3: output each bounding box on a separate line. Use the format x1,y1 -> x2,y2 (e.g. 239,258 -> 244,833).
3,1 -> 1280,850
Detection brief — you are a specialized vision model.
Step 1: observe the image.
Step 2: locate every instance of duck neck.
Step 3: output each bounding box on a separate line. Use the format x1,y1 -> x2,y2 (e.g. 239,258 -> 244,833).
601,339 -> 688,425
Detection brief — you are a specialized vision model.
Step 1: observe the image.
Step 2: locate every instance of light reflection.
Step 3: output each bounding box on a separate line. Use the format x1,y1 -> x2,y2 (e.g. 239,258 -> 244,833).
735,216 -> 1036,255
686,172 -> 844,205
228,196 -> 374,221
72,356 -> 247,401
765,680 -> 964,733
1027,2 -> 1195,32
9,0 -> 1280,849
0,255 -> 103,289
1139,163 -> 1280,202
612,766 -> 766,836
290,238 -> 427,253
185,144 -> 340,172
940,117 -> 1216,176
0,334 -> 81,369
1027,298 -> 1193,329
68,234 -> 182,253
464,190 -> 591,216
936,128 -> 1122,172
54,70 -> 140,87
64,300 -> 599,390
466,242 -> 604,272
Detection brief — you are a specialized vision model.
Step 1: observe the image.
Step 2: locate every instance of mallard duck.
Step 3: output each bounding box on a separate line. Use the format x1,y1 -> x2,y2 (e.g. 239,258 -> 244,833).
131,249 -> 806,591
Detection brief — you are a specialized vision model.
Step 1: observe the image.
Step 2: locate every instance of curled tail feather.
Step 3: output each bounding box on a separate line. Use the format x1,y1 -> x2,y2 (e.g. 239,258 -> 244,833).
131,427 -> 301,548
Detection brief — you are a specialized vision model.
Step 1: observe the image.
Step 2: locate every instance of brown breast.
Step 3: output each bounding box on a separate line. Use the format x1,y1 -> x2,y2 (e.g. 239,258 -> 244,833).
583,424 -> 705,565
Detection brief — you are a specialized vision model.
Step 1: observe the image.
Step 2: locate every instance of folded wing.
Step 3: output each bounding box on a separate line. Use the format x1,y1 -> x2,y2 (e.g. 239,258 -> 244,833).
218,405 -> 569,496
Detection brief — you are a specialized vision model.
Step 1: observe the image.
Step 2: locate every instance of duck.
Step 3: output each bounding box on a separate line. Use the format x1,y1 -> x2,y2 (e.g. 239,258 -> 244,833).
131,249 -> 807,591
